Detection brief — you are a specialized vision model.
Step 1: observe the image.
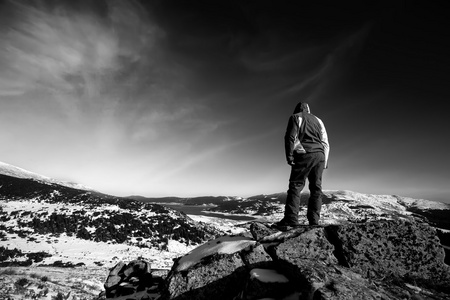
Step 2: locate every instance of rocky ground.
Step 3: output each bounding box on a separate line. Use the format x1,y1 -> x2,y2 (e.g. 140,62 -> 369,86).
100,219 -> 450,300
0,265 -> 108,300
0,212 -> 247,300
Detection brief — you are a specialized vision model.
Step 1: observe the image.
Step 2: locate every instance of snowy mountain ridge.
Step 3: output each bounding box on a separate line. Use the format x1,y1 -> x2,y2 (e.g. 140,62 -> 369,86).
2,160 -> 448,211
1,161 -> 450,299
1,160 -> 449,270
0,161 -> 93,191
1,162 -> 449,261
0,172 -> 224,270
326,189 -> 450,210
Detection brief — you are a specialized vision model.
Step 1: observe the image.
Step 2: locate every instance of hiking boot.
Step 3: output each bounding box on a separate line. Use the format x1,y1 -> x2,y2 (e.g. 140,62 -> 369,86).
275,218 -> 299,227
309,221 -> 321,226
272,218 -> 300,231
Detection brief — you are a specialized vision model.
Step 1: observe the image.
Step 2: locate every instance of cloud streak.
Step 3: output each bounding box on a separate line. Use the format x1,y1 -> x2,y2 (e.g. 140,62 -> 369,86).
0,0 -> 162,113
0,0 -> 211,153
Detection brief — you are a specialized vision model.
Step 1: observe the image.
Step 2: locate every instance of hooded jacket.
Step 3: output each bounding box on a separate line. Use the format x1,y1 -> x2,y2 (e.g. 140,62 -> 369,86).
284,102 -> 330,167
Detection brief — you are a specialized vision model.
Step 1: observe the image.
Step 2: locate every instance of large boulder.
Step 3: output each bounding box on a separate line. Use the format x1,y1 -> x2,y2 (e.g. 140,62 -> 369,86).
160,235 -> 257,300
259,225 -> 399,299
163,252 -> 246,300
103,219 -> 450,300
103,259 -> 158,299
326,219 -> 450,290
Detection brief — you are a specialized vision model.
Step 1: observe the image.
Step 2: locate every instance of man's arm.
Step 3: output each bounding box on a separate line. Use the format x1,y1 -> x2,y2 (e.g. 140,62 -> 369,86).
317,117 -> 329,168
284,115 -> 298,165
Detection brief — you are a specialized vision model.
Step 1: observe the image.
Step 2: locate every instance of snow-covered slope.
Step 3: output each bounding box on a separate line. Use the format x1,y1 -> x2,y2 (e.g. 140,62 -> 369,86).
0,197 -> 215,267
0,169 -> 223,269
0,161 -> 93,191
2,161 -> 449,300
1,161 -> 449,270
326,189 -> 449,210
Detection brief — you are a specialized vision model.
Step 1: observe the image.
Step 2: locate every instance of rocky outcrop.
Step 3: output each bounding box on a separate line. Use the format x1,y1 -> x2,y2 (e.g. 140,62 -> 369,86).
326,220 -> 449,290
104,219 -> 450,300
102,260 -> 162,299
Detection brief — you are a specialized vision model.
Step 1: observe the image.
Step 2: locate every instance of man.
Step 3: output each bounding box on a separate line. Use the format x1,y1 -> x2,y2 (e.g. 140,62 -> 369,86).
276,102 -> 329,228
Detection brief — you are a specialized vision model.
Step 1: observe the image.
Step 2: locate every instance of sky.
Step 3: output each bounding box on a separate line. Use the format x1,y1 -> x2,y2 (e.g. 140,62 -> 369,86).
1,0 -> 449,203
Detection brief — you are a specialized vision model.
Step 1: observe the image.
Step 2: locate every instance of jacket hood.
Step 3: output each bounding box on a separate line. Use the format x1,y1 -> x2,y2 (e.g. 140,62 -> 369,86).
293,102 -> 310,114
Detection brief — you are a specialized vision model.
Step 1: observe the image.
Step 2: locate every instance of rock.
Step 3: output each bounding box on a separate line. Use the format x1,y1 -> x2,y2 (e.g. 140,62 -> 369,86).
326,219 -> 450,291
313,265 -> 397,300
270,227 -> 337,298
274,227 -> 337,265
104,261 -> 126,296
238,267 -> 295,300
162,252 -> 247,300
249,222 -> 277,241
105,259 -> 154,299
102,219 -> 450,300
122,259 -> 151,280
240,243 -> 272,266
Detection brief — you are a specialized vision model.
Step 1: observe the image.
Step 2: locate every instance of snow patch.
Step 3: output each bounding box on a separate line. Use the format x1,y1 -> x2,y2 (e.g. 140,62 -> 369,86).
176,236 -> 256,271
187,214 -> 249,234
2,231 -> 191,269
397,196 -> 450,210
250,268 -> 289,283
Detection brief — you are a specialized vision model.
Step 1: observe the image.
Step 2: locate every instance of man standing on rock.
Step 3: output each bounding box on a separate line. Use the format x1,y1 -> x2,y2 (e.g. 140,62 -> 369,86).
276,102 -> 329,229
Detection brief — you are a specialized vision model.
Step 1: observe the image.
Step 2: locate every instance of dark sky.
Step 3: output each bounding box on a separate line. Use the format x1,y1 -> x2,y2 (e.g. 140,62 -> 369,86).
1,0 -> 449,203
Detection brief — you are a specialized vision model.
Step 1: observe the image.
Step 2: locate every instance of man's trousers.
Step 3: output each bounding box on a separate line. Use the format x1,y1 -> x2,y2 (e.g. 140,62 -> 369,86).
284,151 -> 325,225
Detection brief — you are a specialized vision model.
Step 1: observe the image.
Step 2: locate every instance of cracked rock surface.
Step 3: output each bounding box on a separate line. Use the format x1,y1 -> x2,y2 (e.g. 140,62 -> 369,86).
106,219 -> 450,299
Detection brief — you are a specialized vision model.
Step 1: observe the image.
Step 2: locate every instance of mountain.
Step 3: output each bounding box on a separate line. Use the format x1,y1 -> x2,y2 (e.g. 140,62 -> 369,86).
1,161 -> 450,299
0,161 -> 94,191
2,161 -> 449,268
0,162 -> 223,270
127,195 -> 244,205
130,191 -> 450,223
134,189 -> 450,231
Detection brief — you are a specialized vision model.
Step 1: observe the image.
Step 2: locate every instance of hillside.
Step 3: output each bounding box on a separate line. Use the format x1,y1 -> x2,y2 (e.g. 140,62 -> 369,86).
2,160 -> 450,269
0,171 -> 224,269
0,162 -> 93,191
1,161 -> 449,299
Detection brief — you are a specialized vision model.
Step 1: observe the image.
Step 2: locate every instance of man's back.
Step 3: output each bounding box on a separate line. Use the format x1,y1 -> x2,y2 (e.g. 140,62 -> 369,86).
285,108 -> 329,168
297,112 -> 326,154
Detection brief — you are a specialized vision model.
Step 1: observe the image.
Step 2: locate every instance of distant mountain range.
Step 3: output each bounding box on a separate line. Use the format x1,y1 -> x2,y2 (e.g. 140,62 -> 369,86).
0,161 -> 94,191
0,161 -> 224,269
1,161 -> 449,268
128,189 -> 450,232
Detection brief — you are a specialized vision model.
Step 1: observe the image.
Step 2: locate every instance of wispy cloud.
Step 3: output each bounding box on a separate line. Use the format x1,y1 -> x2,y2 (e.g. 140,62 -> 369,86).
0,0 -> 163,114
0,0 -> 208,151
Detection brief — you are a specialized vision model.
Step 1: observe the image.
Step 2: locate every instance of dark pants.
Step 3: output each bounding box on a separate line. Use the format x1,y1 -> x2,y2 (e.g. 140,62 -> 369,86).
284,152 -> 325,225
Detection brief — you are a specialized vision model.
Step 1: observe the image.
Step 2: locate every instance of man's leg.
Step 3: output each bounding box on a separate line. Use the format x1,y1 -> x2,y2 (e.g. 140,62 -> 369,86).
283,155 -> 311,225
306,152 -> 325,225
284,181 -> 304,224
